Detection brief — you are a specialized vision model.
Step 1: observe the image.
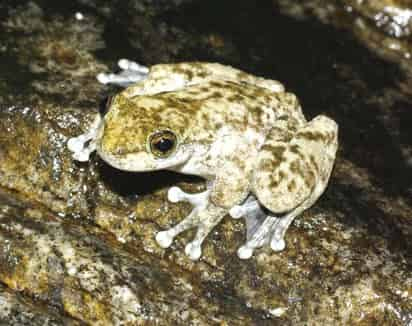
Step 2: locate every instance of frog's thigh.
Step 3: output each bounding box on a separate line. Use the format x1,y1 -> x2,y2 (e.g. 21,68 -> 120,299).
253,115 -> 338,214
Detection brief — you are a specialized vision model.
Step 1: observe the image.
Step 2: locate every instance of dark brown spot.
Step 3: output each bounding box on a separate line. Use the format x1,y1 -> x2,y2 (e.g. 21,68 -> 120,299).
237,71 -> 249,80
290,145 -> 300,154
309,155 -> 319,172
211,91 -> 223,99
299,131 -> 326,142
228,94 -> 244,103
327,131 -> 336,144
273,146 -> 286,162
304,170 -> 316,188
214,122 -> 223,129
290,161 -> 300,174
251,106 -> 261,113
209,81 -> 224,88
269,178 -> 280,188
173,66 -> 194,80
277,115 -> 288,121
287,180 -> 296,192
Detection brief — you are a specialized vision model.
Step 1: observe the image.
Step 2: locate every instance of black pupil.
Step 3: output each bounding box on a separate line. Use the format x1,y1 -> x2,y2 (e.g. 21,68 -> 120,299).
154,138 -> 174,152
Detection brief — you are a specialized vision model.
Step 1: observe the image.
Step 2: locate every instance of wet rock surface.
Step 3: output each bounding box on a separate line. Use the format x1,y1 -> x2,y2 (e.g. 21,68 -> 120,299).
0,0 -> 411,324
275,0 -> 412,78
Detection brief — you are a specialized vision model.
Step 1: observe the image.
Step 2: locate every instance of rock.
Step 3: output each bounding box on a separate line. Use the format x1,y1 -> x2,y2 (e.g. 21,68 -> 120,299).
0,283 -> 82,325
0,0 -> 411,324
274,0 -> 412,76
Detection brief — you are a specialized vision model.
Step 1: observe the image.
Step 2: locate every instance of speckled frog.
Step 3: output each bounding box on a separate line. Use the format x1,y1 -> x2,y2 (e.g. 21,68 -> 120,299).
68,60 -> 338,260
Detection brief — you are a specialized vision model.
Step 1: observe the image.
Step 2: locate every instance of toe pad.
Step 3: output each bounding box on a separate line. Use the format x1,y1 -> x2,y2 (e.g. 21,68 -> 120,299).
156,231 -> 173,248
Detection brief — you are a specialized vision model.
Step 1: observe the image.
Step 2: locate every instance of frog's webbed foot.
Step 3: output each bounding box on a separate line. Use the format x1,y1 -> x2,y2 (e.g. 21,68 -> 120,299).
230,197 -> 298,259
67,114 -> 102,162
97,59 -> 149,87
229,196 -> 267,241
230,197 -> 274,259
156,186 -> 226,260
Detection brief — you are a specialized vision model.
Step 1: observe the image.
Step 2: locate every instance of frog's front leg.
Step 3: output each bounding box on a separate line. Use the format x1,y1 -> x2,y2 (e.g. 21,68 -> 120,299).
156,136 -> 253,260
155,186 -> 227,260
67,114 -> 103,161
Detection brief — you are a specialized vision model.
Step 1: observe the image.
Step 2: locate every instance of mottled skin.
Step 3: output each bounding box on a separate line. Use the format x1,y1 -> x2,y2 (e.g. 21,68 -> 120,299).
68,62 -> 338,260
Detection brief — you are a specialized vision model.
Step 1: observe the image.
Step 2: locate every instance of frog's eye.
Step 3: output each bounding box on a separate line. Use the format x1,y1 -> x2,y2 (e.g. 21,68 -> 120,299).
149,130 -> 177,158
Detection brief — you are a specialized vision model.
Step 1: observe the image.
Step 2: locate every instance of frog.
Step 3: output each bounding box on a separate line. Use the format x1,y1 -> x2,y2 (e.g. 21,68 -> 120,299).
68,59 -> 338,260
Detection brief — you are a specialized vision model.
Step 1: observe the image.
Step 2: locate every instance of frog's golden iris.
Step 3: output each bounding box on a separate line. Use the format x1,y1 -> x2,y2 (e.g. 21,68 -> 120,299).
149,130 -> 177,158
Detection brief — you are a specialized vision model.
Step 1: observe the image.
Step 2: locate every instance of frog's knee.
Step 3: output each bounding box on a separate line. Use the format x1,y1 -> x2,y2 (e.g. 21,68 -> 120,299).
302,115 -> 338,151
253,158 -> 315,213
295,115 -> 338,181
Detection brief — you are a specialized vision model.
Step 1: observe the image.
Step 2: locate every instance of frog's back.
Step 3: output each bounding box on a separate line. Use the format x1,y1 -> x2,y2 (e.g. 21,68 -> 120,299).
155,80 -> 306,134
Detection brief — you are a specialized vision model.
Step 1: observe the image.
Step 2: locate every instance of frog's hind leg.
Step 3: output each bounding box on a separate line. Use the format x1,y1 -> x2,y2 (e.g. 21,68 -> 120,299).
230,195 -> 268,242
156,187 -> 226,260
231,201 -> 312,259
237,115 -> 338,258
230,196 -> 276,259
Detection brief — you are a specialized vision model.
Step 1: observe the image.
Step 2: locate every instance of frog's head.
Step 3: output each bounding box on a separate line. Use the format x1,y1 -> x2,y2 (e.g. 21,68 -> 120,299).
97,93 -> 194,172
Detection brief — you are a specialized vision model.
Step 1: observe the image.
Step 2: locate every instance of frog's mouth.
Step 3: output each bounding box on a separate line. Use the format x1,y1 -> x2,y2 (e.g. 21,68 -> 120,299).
96,144 -> 193,172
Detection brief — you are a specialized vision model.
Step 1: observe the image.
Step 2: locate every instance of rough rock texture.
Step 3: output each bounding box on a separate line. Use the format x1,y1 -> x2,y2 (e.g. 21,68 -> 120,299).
0,0 -> 411,325
275,0 -> 412,78
0,283 -> 83,325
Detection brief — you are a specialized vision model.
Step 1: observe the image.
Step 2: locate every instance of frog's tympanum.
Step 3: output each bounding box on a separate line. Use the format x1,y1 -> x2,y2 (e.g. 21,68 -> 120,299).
68,60 -> 338,260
